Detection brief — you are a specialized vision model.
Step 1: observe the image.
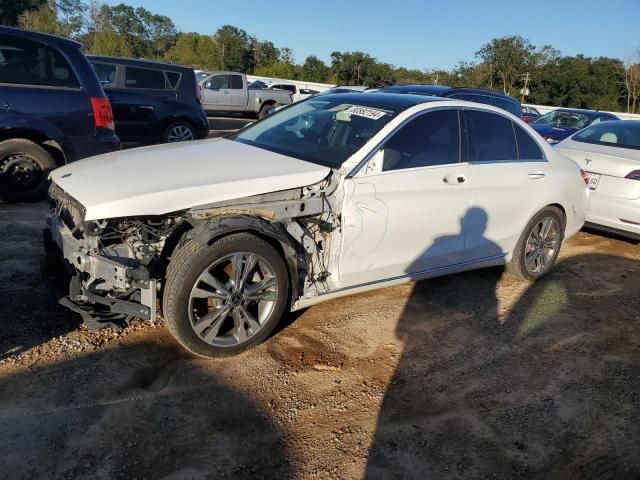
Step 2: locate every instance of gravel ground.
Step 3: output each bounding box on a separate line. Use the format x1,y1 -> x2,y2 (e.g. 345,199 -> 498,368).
1,201 -> 639,480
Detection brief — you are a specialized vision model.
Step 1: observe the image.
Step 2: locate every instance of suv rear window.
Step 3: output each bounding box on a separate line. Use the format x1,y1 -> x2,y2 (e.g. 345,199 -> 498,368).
0,35 -> 80,88
125,66 -> 167,89
166,71 -> 181,88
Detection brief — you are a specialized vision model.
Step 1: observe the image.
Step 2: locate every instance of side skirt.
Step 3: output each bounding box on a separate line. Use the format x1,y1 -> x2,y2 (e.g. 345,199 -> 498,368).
291,253 -> 507,311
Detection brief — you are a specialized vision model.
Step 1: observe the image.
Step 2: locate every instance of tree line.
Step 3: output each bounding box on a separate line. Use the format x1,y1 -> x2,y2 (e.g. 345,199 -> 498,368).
5,0 -> 640,112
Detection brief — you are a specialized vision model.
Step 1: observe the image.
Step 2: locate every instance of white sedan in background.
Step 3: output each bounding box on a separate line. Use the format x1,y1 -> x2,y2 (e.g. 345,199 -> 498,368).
46,94 -> 589,357
556,120 -> 640,240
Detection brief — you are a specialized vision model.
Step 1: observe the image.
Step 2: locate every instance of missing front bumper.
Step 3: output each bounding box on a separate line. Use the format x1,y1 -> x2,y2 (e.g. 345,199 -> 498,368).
43,219 -> 158,330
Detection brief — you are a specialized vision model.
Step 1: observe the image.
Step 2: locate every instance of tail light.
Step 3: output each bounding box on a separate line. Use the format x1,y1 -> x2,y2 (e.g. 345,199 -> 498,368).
289,93 -> 294,103
625,170 -> 640,181
194,76 -> 201,104
90,97 -> 114,131
580,169 -> 589,186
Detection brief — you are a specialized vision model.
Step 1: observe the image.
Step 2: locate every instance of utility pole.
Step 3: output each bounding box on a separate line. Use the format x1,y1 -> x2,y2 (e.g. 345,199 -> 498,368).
520,72 -> 531,103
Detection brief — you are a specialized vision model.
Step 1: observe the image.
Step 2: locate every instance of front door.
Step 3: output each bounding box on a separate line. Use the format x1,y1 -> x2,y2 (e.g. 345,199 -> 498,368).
338,108 -> 474,288
201,74 -> 230,110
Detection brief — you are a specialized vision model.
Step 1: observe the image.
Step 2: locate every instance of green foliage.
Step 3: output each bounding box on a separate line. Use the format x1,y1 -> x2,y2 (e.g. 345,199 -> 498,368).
1,0 -> 45,26
18,0 -> 85,39
165,32 -> 222,71
215,25 -> 253,72
300,56 -> 330,83
11,1 -> 639,111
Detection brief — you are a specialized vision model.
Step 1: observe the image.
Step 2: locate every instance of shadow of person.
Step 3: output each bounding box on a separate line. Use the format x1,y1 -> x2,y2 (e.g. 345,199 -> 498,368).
365,206 -> 504,479
365,223 -> 640,480
0,340 -> 295,479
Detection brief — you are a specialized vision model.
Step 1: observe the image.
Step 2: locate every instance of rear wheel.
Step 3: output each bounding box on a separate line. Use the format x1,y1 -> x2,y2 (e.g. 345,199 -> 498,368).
258,103 -> 275,119
0,139 -> 56,202
163,121 -> 196,143
507,206 -> 564,281
163,233 -> 290,357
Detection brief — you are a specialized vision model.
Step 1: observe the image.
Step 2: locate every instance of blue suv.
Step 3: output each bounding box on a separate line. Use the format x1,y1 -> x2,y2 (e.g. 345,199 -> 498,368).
0,27 -> 121,202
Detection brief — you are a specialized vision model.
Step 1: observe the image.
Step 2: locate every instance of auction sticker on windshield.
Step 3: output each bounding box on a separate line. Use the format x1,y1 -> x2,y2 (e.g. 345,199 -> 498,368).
344,106 -> 389,120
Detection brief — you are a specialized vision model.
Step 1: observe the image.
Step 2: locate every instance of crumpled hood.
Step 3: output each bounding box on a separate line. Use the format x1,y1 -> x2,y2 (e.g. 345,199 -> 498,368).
50,139 -> 331,220
530,123 -> 575,141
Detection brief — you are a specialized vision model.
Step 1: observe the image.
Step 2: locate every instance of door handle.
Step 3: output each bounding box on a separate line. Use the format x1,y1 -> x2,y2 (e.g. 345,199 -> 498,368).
0,97 -> 9,111
443,173 -> 467,185
528,172 -> 546,180
139,105 -> 155,111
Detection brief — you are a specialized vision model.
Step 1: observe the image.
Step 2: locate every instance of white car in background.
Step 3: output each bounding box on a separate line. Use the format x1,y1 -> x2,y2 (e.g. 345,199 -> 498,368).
45,94 -> 589,357
556,120 -> 640,240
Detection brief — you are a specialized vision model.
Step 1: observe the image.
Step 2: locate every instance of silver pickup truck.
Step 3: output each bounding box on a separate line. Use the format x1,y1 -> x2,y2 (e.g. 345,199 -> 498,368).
200,71 -> 292,118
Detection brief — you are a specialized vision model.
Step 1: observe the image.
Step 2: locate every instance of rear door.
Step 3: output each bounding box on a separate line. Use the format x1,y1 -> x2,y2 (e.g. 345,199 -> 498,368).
463,108 -> 549,261
102,64 -> 175,141
0,34 -> 93,140
227,74 -> 248,110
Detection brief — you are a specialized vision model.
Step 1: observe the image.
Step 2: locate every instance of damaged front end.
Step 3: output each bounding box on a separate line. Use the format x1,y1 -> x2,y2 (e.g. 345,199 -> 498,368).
44,173 -> 341,330
44,183 -> 185,329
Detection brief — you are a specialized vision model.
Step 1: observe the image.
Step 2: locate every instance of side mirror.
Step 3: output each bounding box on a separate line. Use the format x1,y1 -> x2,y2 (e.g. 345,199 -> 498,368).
363,149 -> 384,175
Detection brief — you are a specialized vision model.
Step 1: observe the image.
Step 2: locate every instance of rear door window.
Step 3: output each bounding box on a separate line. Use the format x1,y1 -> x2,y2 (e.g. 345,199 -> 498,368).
513,123 -> 544,161
166,71 -> 181,89
229,75 -> 244,89
466,110 -> 518,162
125,66 -> 166,89
91,62 -> 117,88
0,35 -> 79,88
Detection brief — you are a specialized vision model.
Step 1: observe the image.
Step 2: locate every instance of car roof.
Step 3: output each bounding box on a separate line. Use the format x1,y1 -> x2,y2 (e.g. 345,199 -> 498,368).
87,55 -> 191,72
554,108 -> 601,116
0,26 -> 81,49
316,92 -> 450,111
380,84 -> 452,95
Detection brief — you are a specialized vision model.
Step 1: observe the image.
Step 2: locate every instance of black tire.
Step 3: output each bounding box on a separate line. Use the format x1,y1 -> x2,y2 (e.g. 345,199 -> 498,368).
163,233 -> 290,357
506,206 -> 564,281
162,121 -> 196,143
0,139 -> 56,202
258,103 -> 275,119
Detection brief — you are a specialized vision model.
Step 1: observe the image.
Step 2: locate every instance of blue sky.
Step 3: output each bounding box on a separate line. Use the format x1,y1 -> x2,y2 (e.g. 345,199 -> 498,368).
105,0 -> 640,70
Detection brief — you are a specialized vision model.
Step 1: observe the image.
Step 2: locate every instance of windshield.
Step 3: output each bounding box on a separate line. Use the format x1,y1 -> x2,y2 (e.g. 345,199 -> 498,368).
573,122 -> 640,150
534,110 -> 590,129
231,98 -> 398,168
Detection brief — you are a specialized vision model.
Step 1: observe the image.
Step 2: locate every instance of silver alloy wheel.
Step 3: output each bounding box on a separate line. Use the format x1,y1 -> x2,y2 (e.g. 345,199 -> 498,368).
524,216 -> 561,275
188,252 -> 279,347
166,125 -> 194,142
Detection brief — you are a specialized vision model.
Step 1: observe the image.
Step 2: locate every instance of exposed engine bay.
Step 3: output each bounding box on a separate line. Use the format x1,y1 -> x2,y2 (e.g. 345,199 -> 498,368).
45,174 -> 341,329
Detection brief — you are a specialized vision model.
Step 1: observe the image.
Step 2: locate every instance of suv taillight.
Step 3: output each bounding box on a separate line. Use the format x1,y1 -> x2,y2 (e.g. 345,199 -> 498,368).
195,76 -> 201,104
580,169 -> 590,186
90,97 -> 114,131
625,170 -> 640,181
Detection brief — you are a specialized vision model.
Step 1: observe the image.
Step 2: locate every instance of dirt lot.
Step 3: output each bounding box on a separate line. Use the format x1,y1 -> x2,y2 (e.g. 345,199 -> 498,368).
1,200 -> 640,480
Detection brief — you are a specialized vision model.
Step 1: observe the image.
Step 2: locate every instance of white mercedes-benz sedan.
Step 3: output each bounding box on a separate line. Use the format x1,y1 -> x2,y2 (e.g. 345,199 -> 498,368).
45,93 -> 589,357
556,120 -> 640,240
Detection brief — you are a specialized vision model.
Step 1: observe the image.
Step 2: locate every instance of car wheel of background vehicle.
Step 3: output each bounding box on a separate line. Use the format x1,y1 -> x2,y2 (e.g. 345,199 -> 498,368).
0,139 -> 56,202
507,206 -> 564,281
258,104 -> 275,119
163,121 -> 196,143
163,233 -> 290,357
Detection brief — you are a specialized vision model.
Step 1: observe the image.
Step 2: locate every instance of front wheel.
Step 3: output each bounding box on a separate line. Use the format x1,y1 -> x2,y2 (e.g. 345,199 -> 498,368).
0,139 -> 56,202
507,206 -> 564,281
163,233 -> 290,357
